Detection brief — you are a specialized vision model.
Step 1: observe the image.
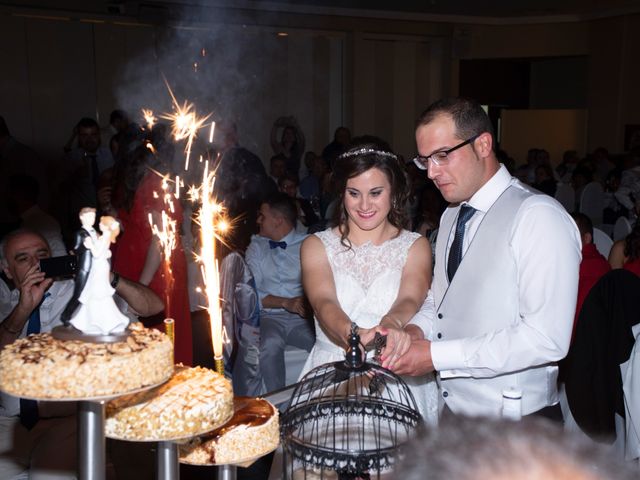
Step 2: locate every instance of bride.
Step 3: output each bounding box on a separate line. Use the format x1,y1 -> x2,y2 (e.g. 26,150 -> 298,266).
71,216 -> 129,335
299,142 -> 438,425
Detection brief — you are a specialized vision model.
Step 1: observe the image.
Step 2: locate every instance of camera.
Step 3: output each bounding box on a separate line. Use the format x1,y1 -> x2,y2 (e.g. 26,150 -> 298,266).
39,256 -> 78,278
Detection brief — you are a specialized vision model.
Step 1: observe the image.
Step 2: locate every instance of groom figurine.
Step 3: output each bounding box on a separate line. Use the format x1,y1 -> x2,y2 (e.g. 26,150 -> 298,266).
395,98 -> 581,420
61,207 -> 97,324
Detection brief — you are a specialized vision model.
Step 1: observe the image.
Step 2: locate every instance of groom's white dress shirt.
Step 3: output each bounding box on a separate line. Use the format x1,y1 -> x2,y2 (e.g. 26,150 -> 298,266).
413,165 -> 581,417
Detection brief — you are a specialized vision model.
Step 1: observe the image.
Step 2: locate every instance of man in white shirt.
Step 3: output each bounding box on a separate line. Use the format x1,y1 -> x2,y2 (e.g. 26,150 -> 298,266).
394,97 -> 582,419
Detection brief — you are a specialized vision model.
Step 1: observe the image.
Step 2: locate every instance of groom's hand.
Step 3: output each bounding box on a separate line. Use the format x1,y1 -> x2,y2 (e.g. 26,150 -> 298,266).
391,339 -> 434,376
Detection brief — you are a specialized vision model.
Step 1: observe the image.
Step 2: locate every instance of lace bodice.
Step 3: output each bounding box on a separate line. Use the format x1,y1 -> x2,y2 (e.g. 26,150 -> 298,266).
314,229 -> 420,331
316,228 -> 420,292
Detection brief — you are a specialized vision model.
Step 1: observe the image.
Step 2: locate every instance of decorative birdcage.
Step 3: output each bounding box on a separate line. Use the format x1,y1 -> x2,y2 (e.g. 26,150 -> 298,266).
280,326 -> 422,479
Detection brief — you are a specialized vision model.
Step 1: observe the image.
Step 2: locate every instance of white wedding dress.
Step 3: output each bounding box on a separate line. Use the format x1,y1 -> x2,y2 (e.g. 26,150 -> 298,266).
299,228 -> 439,426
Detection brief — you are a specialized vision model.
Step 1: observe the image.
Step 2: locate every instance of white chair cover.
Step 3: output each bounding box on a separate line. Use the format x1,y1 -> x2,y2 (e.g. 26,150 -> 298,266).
593,227 -> 614,258
614,216 -> 633,242
579,181 -> 605,225
220,251 -> 263,396
555,182 -> 575,212
622,324 -> 640,463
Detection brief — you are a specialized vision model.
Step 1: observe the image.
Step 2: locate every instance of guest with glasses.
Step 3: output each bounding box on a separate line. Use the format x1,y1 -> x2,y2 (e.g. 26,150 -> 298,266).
393,97 -> 581,422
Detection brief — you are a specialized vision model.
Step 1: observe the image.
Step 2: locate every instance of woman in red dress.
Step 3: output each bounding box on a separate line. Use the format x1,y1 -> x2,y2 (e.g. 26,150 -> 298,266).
109,142 -> 193,365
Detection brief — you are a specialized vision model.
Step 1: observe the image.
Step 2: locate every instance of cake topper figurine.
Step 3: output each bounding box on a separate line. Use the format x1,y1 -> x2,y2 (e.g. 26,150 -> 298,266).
61,207 -> 98,324
69,215 -> 129,335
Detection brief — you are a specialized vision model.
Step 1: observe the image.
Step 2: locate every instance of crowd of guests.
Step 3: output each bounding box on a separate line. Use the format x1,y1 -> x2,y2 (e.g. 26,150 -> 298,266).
1,101 -> 639,479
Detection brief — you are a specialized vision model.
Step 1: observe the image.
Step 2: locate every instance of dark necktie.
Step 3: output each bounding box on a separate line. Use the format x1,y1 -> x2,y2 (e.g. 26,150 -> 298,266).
20,304 -> 43,430
447,205 -> 476,283
269,240 -> 287,250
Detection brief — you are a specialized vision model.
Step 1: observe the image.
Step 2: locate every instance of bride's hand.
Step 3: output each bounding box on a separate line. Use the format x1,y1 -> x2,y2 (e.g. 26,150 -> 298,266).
378,318 -> 411,370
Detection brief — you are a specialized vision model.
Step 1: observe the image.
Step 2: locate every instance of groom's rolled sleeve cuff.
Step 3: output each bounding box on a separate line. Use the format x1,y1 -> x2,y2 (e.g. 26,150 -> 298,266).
431,339 -> 472,378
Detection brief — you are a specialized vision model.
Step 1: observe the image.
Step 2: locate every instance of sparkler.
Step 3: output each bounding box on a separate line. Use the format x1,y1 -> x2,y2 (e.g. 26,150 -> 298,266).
191,161 -> 228,375
149,174 -> 178,325
145,81 -> 229,376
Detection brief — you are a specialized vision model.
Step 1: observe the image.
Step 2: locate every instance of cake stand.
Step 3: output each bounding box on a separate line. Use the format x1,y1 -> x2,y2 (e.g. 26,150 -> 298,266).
106,412 -> 235,480
14,381 -> 166,480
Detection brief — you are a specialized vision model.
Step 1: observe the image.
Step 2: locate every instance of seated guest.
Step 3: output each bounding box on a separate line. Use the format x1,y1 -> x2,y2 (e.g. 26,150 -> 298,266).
571,212 -> 611,337
245,193 -> 315,392
0,229 -> 163,479
278,173 -> 319,232
532,163 -> 557,197
6,174 -> 66,257
620,221 -> 640,276
269,154 -> 287,186
299,152 -> 323,201
321,126 -> 351,167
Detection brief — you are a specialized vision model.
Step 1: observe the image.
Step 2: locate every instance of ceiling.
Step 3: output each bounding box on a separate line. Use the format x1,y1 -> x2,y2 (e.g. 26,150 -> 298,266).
4,0 -> 640,23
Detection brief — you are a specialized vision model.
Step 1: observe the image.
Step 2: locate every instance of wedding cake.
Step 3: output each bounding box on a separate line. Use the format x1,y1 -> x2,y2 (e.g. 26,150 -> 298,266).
105,365 -> 234,441
0,322 -> 173,399
180,397 -> 279,465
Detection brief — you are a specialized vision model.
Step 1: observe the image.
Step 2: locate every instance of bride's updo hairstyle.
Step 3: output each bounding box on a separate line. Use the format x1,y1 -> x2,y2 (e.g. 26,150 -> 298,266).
331,139 -> 409,248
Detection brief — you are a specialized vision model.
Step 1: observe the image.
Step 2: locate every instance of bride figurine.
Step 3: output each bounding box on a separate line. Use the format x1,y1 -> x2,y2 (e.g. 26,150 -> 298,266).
70,216 -> 129,335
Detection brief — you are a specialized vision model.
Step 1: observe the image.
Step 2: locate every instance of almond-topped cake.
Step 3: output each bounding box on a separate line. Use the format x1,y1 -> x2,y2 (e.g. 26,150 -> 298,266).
179,397 -> 279,465
0,322 -> 173,399
105,365 -> 234,441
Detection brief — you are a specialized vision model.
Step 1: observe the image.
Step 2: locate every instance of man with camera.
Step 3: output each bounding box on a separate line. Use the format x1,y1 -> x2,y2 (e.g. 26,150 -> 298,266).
0,228 -> 164,479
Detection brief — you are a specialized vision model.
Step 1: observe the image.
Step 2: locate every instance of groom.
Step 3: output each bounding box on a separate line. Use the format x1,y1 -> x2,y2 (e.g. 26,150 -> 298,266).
395,98 -> 581,420
60,207 -> 97,324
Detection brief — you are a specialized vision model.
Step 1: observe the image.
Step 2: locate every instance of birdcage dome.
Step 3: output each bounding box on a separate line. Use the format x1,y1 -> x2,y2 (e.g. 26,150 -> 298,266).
280,329 -> 422,479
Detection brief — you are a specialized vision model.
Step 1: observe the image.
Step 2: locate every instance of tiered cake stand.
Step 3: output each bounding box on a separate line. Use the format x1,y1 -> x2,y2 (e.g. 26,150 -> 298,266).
10,380 -> 166,479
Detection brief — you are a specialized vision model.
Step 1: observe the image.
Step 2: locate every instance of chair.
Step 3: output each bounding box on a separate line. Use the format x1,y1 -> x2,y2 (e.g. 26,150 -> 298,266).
621,324 -> 640,463
220,251 -> 263,397
593,227 -> 614,258
564,270 -> 640,445
579,181 -> 605,225
614,216 -> 633,242
555,182 -> 575,212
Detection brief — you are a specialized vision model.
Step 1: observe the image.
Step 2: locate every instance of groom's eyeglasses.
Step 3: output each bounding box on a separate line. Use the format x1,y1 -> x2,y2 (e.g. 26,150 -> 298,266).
413,134 -> 480,170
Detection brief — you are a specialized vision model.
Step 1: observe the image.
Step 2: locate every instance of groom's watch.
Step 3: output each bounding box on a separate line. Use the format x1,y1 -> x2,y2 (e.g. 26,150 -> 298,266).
110,272 -> 121,289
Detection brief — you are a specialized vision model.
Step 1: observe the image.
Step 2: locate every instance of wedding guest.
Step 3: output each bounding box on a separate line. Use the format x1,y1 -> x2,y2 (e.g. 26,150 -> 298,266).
245,193 -> 314,392
110,142 -> 192,365
0,229 -> 163,478
269,154 -> 287,186
0,116 -> 47,234
299,143 -> 438,425
270,116 -> 305,177
6,173 -> 66,256
321,126 -> 351,166
570,212 -> 610,337
57,117 -> 114,242
278,173 -> 319,231
397,415 -> 638,480
396,97 -> 581,420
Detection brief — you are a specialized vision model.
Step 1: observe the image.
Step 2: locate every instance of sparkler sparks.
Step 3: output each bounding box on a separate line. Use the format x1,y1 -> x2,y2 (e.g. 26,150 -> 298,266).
144,81 -> 230,375
149,173 -> 179,317
159,78 -> 211,171
142,109 -> 156,130
192,161 -> 227,368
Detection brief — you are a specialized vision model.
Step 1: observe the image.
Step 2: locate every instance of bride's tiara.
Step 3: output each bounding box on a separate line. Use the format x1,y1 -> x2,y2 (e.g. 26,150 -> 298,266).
337,148 -> 398,161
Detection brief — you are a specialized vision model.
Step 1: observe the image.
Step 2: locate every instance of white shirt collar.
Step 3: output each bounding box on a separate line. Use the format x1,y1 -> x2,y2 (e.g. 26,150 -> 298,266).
466,163 -> 512,214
